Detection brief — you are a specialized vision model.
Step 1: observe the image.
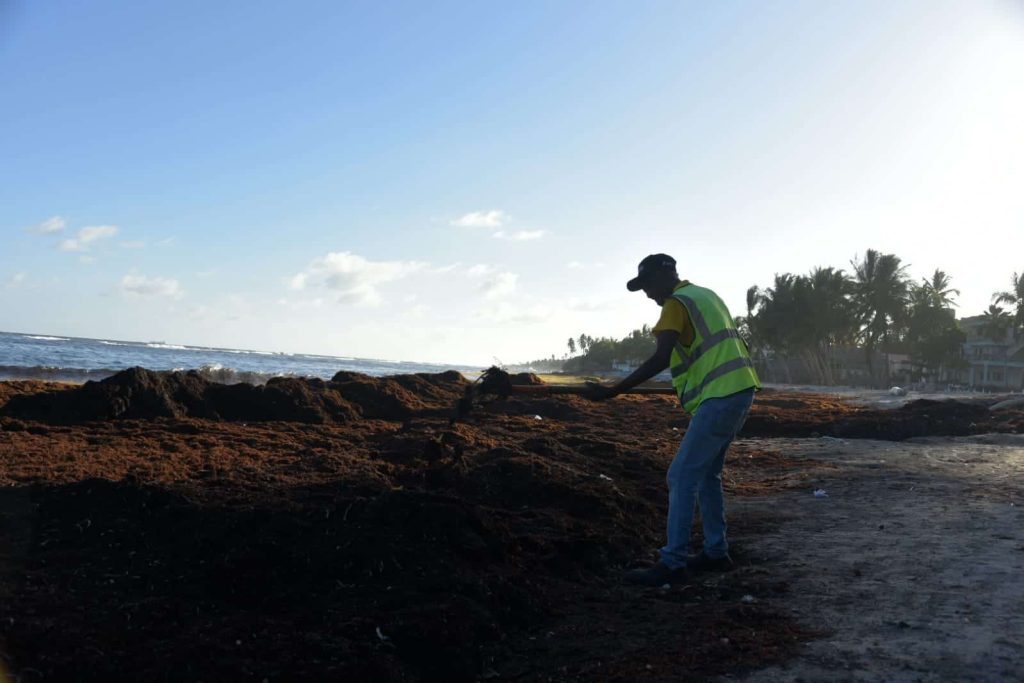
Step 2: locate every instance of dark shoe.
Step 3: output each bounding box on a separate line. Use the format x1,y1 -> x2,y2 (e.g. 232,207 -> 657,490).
623,561 -> 689,586
686,551 -> 735,573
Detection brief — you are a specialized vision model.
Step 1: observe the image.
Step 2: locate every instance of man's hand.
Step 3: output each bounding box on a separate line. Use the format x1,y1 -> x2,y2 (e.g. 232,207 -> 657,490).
583,381 -> 618,401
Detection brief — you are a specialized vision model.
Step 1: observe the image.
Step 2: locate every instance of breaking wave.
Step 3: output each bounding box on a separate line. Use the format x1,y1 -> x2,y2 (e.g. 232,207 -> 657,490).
0,364 -> 290,385
25,335 -> 70,342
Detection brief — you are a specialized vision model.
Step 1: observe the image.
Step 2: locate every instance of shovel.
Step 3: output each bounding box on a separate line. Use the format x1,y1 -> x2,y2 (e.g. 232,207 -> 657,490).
452,366 -> 675,423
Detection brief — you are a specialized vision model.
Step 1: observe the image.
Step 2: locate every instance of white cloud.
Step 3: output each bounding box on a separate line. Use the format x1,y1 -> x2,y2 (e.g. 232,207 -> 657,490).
493,229 -> 545,241
450,210 -> 508,228
567,260 -> 606,270
480,271 -> 518,299
467,264 -> 494,277
289,251 -> 426,306
5,272 -> 27,289
480,302 -> 552,324
59,225 -> 118,252
26,216 -> 66,234
119,240 -> 145,249
566,299 -> 607,312
274,297 -> 326,312
119,273 -> 184,299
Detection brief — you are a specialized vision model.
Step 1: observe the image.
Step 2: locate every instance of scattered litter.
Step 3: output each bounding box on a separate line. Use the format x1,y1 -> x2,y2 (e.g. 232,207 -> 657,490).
741,594 -> 757,604
598,474 -> 613,482
672,427 -> 679,432
533,415 -> 543,421
889,386 -> 907,396
375,626 -> 390,642
813,489 -> 828,498
819,436 -> 845,443
660,583 -> 671,590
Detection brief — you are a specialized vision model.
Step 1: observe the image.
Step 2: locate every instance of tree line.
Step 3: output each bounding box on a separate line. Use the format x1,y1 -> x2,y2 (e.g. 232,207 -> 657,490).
526,250 -> 1024,387
740,251 -> 1023,386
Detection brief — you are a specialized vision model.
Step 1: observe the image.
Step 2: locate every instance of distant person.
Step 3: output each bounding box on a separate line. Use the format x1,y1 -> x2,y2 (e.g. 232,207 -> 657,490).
586,254 -> 760,586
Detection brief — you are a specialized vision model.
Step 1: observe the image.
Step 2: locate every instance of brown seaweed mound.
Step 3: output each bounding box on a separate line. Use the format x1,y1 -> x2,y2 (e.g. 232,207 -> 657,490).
1,367 -> 471,425
509,372 -> 544,386
331,369 -> 468,420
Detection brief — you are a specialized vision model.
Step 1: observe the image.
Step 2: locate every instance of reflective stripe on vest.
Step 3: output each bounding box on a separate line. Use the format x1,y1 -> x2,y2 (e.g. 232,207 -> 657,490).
678,356 -> 755,406
668,284 -> 760,413
671,328 -> 743,377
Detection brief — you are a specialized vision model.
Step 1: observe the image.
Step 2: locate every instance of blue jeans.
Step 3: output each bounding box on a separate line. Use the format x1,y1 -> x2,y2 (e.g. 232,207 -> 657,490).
660,388 -> 755,569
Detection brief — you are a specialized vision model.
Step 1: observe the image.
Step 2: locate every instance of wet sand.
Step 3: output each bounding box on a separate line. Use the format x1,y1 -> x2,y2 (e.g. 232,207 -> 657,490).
0,371 -> 1021,681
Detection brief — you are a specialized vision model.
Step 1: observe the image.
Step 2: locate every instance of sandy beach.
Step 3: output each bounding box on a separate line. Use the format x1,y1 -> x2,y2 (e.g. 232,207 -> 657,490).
1,370 -> 1022,681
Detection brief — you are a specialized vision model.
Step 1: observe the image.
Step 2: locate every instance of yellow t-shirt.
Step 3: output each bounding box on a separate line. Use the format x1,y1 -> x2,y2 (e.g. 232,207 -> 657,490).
652,280 -> 695,346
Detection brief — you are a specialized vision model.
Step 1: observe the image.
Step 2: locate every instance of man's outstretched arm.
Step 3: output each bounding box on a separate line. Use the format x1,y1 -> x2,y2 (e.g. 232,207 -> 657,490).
586,330 -> 679,400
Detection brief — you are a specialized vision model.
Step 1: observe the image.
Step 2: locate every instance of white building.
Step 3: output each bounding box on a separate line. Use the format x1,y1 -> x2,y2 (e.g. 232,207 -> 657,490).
960,316 -> 1024,390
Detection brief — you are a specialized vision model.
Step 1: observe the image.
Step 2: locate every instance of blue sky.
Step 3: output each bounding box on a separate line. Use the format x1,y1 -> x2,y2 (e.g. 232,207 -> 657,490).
2,0 -> 1023,365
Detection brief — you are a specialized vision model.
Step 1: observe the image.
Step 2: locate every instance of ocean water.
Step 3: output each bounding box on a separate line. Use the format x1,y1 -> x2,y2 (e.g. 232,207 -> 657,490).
0,330 -> 482,383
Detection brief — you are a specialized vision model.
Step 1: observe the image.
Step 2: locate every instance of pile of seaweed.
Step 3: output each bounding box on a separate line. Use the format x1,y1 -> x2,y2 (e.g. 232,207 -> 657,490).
0,400 -> 809,682
742,394 -> 1019,440
1,367 -> 468,424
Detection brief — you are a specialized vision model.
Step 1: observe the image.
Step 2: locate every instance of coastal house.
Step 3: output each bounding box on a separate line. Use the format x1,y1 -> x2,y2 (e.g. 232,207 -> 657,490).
959,316 -> 1024,390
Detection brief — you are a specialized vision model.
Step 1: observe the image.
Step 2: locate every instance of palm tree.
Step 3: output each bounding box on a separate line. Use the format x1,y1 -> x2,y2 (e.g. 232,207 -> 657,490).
920,269 -> 959,309
993,272 -> 1024,332
751,274 -> 800,383
851,249 -> 910,387
980,304 -> 1011,342
745,270 -> 855,385
805,267 -> 856,384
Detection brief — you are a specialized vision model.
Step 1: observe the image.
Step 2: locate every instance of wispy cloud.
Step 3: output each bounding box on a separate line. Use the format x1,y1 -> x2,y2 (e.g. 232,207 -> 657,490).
59,225 -> 118,252
120,240 -> 146,249
119,273 -> 184,299
5,272 -> 27,289
480,271 -> 518,299
26,216 -> 66,235
289,251 -> 426,306
493,229 -> 545,241
567,260 -> 606,270
467,263 -> 519,298
450,210 -> 508,228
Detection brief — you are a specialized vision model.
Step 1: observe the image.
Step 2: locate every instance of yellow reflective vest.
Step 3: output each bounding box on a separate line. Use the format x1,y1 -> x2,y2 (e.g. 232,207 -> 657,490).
668,283 -> 760,413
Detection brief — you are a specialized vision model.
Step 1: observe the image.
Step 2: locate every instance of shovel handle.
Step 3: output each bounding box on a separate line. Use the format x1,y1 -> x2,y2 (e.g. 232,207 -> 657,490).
509,384 -> 676,396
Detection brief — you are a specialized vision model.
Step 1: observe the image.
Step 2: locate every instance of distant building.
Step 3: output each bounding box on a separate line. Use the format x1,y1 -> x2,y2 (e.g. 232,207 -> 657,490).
959,316 -> 1024,390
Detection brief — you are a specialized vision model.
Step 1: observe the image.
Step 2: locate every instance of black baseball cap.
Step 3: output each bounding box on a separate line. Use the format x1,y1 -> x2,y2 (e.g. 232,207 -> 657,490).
627,254 -> 677,291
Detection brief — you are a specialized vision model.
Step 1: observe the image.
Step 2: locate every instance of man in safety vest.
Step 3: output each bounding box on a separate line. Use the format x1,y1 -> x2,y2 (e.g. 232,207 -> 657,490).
586,254 -> 760,586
